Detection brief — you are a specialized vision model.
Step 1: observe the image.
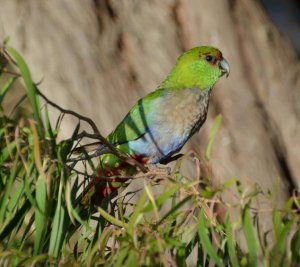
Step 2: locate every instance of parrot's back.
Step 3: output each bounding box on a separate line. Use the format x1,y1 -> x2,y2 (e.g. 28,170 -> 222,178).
106,87 -> 212,164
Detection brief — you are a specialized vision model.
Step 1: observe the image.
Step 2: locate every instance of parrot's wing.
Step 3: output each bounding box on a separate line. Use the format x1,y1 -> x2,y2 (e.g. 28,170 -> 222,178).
107,89 -> 163,146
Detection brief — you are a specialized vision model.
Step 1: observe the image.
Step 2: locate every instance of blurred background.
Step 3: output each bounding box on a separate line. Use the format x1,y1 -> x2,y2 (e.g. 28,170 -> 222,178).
0,0 -> 299,207
262,0 -> 300,56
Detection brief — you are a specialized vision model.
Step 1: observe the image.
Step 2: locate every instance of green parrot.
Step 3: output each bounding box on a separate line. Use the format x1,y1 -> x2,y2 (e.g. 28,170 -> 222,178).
84,46 -> 230,200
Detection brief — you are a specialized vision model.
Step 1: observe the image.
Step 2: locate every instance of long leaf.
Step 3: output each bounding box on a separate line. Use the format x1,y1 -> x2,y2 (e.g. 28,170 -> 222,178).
86,227 -> 113,267
205,114 -> 222,160
142,184 -> 180,213
291,228 -> 300,264
0,198 -> 31,241
34,176 -> 47,255
242,207 -> 259,266
198,209 -> 224,267
48,177 -> 66,258
158,195 -> 192,225
0,77 -> 16,104
6,47 -> 43,136
98,206 -> 126,228
127,190 -> 148,236
0,140 -> 16,166
225,214 -> 239,267
0,157 -> 21,227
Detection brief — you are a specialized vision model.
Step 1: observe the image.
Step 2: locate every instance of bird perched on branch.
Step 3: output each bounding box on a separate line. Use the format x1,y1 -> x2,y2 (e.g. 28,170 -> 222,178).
80,46 -> 230,203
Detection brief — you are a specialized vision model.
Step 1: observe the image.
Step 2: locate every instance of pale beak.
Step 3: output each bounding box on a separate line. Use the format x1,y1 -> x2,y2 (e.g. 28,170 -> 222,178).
219,57 -> 230,78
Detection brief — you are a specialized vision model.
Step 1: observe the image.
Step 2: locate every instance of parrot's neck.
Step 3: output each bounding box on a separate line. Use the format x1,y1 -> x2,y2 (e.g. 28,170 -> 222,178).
158,61 -> 219,90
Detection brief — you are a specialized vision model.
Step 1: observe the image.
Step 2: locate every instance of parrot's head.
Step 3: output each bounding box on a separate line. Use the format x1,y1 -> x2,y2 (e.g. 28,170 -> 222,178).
161,46 -> 230,90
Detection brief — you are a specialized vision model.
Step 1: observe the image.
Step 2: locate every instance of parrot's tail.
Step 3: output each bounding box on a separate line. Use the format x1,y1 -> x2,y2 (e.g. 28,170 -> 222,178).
83,162 -> 132,206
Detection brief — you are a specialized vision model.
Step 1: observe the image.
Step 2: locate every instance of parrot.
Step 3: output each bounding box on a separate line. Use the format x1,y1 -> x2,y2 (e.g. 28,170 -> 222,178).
80,46 -> 230,203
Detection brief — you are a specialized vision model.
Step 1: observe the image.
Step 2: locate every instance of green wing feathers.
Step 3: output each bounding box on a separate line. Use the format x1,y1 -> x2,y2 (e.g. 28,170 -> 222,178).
107,89 -> 165,146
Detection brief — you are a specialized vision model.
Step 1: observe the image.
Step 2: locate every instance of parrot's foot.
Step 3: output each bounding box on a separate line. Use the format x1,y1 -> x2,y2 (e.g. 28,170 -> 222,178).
143,164 -> 171,182
146,164 -> 171,175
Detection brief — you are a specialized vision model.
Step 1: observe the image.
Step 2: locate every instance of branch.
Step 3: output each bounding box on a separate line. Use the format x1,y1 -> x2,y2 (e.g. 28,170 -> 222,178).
36,88 -> 148,172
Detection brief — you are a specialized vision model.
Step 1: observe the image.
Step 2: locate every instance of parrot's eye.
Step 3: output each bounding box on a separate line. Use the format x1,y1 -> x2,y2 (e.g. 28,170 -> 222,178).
205,55 -> 214,62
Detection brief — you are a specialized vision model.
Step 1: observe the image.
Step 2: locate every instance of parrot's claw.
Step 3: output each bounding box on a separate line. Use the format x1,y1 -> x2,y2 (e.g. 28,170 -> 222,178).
142,164 -> 171,183
146,164 -> 171,175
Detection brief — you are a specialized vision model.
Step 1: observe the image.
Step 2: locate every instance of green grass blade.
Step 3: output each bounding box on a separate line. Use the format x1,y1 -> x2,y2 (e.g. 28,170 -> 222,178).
20,254 -> 48,266
34,176 -> 47,255
0,198 -> 31,241
0,140 -> 16,166
6,47 -> 43,136
225,214 -> 239,267
205,114 -> 222,160
0,77 -> 17,104
0,180 -> 24,239
142,185 -> 180,213
272,210 -> 282,242
43,104 -> 55,141
0,157 -> 21,226
115,247 -> 129,267
277,219 -> 293,254
144,183 -> 159,220
127,190 -> 148,236
23,163 -> 37,206
242,207 -> 258,266
158,195 -> 192,225
185,234 -> 199,258
86,226 -> 113,267
291,228 -> 300,264
48,178 -> 67,258
198,209 -> 224,267
124,250 -> 138,267
98,206 -> 126,228
6,179 -> 25,214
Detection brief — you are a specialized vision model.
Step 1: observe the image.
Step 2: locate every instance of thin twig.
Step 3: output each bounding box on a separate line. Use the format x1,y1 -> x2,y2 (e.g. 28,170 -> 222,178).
36,88 -> 148,172
74,131 -> 103,140
0,46 -> 17,65
0,68 -> 21,77
66,164 -> 164,181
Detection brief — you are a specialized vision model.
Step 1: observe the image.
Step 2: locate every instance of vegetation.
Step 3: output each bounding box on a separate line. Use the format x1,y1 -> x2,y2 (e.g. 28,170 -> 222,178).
0,46 -> 299,266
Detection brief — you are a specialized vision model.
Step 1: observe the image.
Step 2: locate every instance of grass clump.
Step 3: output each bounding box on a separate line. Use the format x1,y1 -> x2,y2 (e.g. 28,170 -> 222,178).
0,45 -> 299,267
